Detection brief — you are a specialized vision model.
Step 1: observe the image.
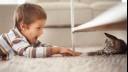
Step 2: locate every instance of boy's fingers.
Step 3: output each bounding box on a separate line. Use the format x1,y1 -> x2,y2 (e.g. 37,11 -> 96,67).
76,52 -> 82,55
68,50 -> 81,56
72,51 -> 81,56
61,49 -> 81,56
67,49 -> 76,56
61,53 -> 72,56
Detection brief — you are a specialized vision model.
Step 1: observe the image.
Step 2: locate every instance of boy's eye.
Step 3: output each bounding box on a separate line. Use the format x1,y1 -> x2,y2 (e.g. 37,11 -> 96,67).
37,27 -> 42,30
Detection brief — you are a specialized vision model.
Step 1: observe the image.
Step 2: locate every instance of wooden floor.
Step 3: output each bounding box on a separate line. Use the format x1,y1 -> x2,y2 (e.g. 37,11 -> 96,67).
0,47 -> 127,72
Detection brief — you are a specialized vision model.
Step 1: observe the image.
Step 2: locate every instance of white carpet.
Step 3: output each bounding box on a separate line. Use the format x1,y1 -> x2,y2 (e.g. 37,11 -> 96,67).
0,47 -> 127,72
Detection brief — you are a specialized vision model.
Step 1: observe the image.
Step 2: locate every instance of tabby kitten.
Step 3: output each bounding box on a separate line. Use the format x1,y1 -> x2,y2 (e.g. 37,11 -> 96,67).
87,33 -> 127,56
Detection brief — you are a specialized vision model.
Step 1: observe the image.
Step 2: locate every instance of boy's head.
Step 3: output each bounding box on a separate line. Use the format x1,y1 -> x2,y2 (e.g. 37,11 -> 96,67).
14,3 -> 47,44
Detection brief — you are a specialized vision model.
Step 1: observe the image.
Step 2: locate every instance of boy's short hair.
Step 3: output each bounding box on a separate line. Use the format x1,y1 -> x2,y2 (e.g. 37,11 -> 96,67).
14,3 -> 47,30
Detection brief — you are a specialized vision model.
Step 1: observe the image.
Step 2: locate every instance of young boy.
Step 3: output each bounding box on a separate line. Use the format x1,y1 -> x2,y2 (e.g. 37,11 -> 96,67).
0,3 -> 81,60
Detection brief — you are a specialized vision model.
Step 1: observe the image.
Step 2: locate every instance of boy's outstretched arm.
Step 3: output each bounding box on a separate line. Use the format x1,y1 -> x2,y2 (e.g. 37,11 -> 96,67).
11,37 -> 80,58
51,47 -> 81,56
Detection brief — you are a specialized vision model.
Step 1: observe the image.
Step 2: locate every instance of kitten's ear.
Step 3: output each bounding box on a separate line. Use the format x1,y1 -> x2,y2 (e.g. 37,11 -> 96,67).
104,33 -> 118,40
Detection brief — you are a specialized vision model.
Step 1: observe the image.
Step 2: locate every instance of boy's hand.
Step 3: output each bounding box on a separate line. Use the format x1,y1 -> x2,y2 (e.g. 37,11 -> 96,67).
51,47 -> 81,56
60,48 -> 81,56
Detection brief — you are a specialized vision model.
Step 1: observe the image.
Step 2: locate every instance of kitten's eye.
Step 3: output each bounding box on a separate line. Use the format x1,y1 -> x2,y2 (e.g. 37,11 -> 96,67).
108,41 -> 114,47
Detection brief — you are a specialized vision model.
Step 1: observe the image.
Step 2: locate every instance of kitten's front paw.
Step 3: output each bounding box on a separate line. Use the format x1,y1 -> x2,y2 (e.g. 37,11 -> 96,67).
86,52 -> 96,56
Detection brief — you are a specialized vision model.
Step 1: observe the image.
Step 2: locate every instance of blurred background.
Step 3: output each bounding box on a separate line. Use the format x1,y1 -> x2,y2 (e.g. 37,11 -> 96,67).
0,0 -> 127,47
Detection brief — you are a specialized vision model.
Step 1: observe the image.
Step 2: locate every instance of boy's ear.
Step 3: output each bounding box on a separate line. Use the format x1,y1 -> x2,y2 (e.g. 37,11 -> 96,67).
104,33 -> 118,40
20,23 -> 28,31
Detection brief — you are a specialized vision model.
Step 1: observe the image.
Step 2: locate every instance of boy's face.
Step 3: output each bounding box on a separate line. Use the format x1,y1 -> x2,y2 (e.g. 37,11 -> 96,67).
20,19 -> 46,45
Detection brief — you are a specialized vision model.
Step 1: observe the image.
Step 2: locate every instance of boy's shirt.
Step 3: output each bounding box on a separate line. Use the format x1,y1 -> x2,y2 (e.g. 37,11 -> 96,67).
0,28 -> 52,60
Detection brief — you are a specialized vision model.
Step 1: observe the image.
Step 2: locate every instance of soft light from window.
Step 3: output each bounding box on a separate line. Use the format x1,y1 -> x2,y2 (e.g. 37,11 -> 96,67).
0,0 -> 26,4
122,0 -> 127,2
17,0 -> 26,4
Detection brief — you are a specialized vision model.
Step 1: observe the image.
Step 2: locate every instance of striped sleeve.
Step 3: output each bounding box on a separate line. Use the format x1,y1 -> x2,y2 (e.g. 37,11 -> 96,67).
0,44 -> 9,60
0,35 -> 15,60
12,39 -> 52,58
